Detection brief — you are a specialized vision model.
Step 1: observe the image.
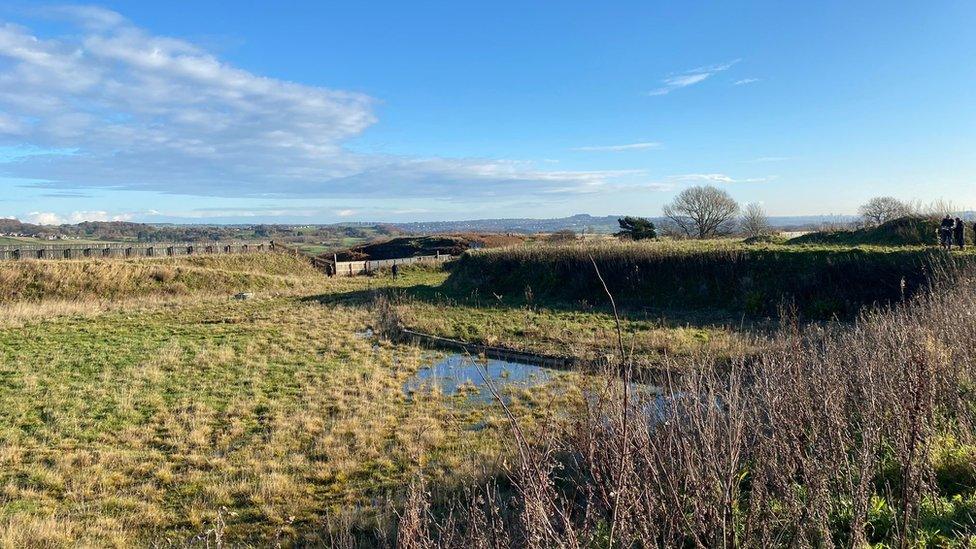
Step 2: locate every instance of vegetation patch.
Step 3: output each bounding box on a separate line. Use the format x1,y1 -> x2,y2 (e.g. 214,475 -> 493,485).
0,253 -> 323,303
444,240 -> 969,318
0,269 -> 576,545
788,215 -> 941,246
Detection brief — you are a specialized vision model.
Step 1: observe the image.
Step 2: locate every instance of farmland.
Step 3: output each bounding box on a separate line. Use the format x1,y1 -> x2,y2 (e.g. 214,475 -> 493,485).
1,239 -> 976,545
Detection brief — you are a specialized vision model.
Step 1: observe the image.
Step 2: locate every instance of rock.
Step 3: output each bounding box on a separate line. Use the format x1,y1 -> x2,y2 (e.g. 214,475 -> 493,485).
234,292 -> 253,300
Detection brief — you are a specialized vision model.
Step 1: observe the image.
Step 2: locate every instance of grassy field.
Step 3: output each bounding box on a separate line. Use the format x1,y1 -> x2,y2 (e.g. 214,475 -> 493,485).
0,256 -> 582,545
4,243 -> 976,545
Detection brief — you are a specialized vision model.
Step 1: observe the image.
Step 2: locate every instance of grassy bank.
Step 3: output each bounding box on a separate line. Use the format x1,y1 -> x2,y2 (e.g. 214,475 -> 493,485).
395,297 -> 750,368
445,240 -> 970,318
0,253 -> 324,303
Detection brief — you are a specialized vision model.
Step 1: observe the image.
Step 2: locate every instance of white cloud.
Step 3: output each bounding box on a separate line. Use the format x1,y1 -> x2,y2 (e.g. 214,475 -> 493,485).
667,173 -> 775,184
649,59 -> 740,96
26,212 -> 64,225
0,7 -> 635,200
24,210 -> 135,224
733,78 -> 760,86
572,142 -> 661,152
169,207 -> 319,219
68,211 -> 134,223
335,209 -> 357,217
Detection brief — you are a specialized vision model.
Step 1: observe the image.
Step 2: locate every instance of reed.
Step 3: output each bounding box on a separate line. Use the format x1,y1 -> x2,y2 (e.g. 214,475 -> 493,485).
390,263 -> 976,547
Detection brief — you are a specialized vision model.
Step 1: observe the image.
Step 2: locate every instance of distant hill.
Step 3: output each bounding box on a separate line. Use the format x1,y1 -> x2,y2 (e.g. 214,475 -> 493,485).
0,219 -> 400,246
391,213 -> 859,234
0,213 -> 900,246
391,214 -> 623,234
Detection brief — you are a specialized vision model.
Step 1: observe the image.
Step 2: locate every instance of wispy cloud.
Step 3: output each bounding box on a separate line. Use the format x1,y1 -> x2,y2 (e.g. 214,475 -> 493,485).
648,59 -> 740,96
667,173 -> 775,184
741,156 -> 791,164
572,142 -> 661,152
0,7 -> 634,200
733,78 -> 760,86
40,191 -> 94,198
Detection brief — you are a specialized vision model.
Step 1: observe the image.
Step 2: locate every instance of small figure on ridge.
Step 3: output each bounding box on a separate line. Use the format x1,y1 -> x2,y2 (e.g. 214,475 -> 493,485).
955,217 -> 966,250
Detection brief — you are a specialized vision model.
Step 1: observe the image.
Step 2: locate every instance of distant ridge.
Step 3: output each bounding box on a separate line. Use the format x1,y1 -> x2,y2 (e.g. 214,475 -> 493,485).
1,213 -> 872,240
390,213 -> 859,234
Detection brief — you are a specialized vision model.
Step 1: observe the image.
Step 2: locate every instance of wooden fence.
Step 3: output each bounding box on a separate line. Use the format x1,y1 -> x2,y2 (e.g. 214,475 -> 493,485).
0,241 -> 274,261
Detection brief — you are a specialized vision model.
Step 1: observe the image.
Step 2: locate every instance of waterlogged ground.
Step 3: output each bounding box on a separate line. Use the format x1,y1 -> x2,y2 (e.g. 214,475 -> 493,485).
403,353 -> 559,402
0,262 -> 740,545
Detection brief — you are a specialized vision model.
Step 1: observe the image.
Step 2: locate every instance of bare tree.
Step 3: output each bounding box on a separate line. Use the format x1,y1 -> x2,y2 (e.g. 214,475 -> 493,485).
858,196 -> 910,226
662,185 -> 740,239
918,198 -> 957,220
739,202 -> 771,238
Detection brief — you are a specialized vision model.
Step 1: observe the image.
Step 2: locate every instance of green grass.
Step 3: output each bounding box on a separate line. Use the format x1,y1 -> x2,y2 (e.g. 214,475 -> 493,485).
395,294 -> 748,366
0,259 -> 578,545
5,250 -> 976,544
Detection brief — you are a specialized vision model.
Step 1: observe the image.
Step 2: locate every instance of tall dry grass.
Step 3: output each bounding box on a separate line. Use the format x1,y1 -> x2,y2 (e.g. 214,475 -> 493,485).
0,253 -> 324,303
380,265 -> 976,547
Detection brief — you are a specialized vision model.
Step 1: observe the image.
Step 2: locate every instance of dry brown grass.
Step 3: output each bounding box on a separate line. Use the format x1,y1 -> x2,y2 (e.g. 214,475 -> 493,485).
0,253 -> 324,303
392,267 -> 976,547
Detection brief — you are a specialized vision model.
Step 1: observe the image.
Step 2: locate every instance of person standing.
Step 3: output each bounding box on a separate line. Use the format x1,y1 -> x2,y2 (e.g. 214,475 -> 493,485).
391,262 -> 399,280
940,215 -> 954,250
955,218 -> 966,250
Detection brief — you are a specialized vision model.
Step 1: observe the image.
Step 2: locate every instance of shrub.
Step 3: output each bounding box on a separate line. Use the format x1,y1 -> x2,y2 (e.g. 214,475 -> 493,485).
445,240 -> 958,318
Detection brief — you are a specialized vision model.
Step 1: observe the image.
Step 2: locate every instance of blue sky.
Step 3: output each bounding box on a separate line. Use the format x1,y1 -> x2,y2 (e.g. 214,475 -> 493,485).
0,1 -> 974,224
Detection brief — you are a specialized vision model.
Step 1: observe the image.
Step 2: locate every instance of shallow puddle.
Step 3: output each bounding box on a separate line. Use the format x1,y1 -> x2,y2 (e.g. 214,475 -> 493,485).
403,353 -> 557,402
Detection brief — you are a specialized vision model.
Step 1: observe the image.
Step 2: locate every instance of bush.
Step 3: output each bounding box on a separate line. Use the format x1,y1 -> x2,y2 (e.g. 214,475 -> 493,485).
789,216 -> 939,246
445,240 -> 958,318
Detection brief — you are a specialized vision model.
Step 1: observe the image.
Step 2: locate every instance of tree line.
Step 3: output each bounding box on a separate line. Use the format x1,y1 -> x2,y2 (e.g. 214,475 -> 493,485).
616,185 -> 953,241
615,185 -> 772,240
